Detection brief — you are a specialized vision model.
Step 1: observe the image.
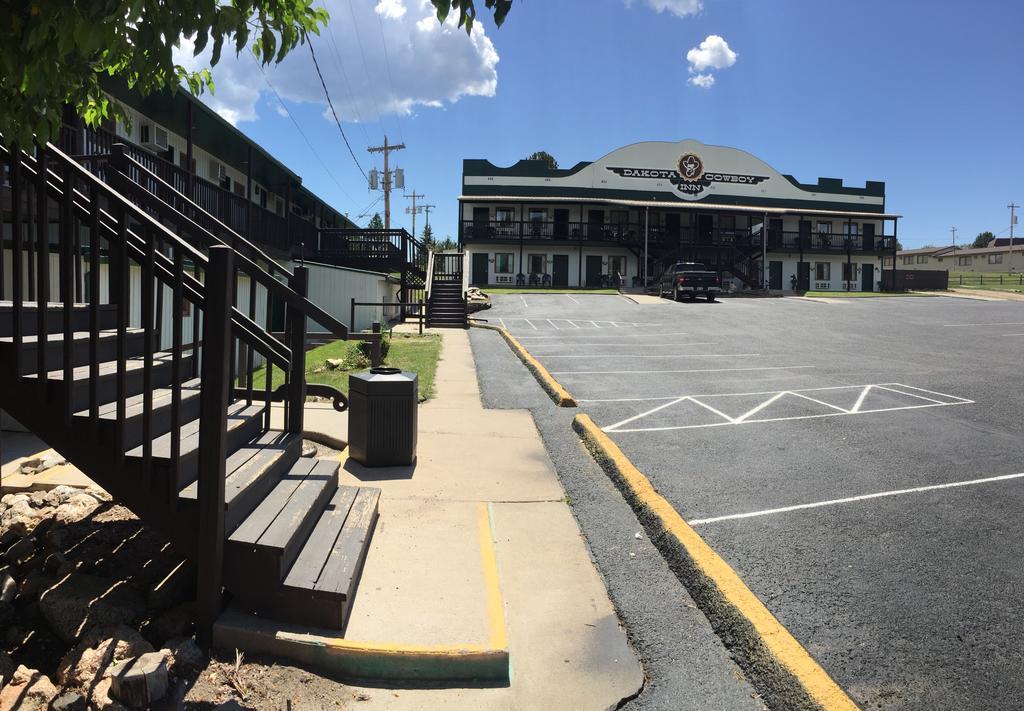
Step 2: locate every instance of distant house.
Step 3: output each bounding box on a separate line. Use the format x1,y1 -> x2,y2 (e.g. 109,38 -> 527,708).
896,244 -> 1023,272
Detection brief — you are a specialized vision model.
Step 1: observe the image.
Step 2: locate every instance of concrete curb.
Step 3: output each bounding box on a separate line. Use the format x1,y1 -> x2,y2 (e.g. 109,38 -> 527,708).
214,607 -> 509,683
471,323 -> 576,407
572,414 -> 859,711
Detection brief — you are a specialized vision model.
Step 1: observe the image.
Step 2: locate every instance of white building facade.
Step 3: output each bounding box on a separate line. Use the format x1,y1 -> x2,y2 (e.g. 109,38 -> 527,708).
459,140 -> 900,292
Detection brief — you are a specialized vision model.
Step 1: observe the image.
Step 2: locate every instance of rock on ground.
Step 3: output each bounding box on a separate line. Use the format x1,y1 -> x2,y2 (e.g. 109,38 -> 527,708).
39,574 -> 146,643
0,664 -> 58,710
57,624 -> 154,689
109,651 -> 170,707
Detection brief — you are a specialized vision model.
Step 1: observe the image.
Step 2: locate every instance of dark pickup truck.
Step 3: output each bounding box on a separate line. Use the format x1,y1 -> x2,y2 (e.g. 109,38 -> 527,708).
658,262 -> 721,302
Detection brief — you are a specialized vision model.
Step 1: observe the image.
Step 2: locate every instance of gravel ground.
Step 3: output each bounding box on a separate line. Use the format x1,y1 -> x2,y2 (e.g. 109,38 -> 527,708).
468,326 -> 765,711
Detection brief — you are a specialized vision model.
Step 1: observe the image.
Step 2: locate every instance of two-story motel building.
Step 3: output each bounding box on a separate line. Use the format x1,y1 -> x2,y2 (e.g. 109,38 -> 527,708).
458,140 -> 900,292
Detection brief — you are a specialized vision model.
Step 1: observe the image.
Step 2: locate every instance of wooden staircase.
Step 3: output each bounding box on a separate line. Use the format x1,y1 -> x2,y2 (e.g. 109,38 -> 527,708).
426,252 -> 468,328
0,140 -> 384,644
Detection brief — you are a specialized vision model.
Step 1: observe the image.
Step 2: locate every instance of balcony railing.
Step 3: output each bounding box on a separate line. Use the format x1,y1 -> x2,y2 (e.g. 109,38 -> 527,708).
56,122 -> 319,257
461,220 -> 895,252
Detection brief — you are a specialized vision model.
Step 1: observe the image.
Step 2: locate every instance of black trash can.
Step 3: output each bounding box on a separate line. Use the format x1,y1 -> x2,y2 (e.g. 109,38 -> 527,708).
348,367 -> 418,467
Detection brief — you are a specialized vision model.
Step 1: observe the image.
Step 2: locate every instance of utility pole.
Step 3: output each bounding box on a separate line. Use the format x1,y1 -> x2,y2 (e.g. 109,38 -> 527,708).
1009,202 -> 1019,254
950,226 -> 957,250
367,136 -> 405,230
422,203 -> 436,230
404,191 -> 425,240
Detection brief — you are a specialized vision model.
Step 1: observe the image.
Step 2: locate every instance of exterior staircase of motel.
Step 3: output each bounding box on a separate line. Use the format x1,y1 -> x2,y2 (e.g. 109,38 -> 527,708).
425,252 -> 468,328
0,140 -> 382,643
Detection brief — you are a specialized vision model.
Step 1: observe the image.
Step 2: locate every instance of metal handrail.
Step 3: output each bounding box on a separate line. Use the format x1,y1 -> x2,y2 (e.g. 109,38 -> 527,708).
425,250 -> 436,301
111,146 -> 378,350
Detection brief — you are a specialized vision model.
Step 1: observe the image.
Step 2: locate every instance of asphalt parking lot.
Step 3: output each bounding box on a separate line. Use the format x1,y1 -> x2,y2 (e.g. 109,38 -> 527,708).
481,292 -> 1024,711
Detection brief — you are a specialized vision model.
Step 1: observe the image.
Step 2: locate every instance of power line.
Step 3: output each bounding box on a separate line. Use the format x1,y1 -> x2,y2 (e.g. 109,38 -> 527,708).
308,41 -> 367,181
322,23 -> 372,146
247,51 -> 358,207
375,8 -> 406,144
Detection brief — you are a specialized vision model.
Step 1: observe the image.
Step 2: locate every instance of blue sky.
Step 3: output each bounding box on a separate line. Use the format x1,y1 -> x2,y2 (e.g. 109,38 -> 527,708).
197,0 -> 1024,248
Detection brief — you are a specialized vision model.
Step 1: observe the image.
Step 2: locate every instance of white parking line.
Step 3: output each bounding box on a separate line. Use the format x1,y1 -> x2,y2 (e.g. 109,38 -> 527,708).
520,295 -> 528,308
578,383 -> 880,403
550,365 -> 816,375
1002,333 -> 1024,337
517,331 -> 690,339
688,472 -> 1024,526
565,294 -> 580,304
601,382 -> 973,433
523,319 -> 538,330
529,343 -> 717,350
536,353 -> 761,359
943,322 -> 1024,327
547,319 -> 561,330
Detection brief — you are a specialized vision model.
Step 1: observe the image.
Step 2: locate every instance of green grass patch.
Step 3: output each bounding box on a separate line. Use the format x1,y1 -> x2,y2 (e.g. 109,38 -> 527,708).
483,287 -> 620,295
246,333 -> 442,402
802,291 -> 935,298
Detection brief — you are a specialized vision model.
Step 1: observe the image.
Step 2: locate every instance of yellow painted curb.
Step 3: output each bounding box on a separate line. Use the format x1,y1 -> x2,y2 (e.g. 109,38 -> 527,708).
471,323 -> 576,407
572,414 -> 859,711
214,606 -> 509,682
213,486 -> 511,684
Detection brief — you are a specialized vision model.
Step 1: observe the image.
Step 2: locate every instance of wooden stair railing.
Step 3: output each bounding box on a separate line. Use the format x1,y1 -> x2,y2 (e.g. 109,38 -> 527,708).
426,252 -> 468,328
1,140 -> 381,647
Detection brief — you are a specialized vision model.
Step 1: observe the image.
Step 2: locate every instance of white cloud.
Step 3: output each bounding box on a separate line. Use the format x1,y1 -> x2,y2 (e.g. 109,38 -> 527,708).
375,0 -> 406,20
649,0 -> 703,17
686,34 -> 737,73
688,73 -> 715,88
624,0 -> 703,17
172,0 -> 499,125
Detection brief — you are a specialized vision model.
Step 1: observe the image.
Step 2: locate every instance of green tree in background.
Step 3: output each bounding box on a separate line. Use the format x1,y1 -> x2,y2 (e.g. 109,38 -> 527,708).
367,213 -> 384,230
972,231 -> 995,249
527,150 -> 559,169
421,223 -> 436,250
1,0 -> 513,147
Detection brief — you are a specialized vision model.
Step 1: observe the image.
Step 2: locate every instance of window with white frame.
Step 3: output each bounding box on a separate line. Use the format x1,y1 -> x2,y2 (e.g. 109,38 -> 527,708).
528,208 -> 546,223
917,255 -> 928,264
528,254 -> 545,274
989,253 -> 1004,264
902,256 -> 914,265
817,221 -> 832,234
496,208 -> 515,223
815,262 -> 831,281
883,256 -> 894,266
842,262 -> 857,281
495,253 -> 514,273
609,255 -> 626,277
958,256 -> 972,267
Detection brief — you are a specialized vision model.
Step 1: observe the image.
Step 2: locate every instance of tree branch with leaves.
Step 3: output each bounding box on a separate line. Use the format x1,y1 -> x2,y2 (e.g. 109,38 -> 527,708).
1,0 -> 513,147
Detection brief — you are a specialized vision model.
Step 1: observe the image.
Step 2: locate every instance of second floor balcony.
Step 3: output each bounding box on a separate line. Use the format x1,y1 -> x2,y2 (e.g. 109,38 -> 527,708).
461,219 -> 896,253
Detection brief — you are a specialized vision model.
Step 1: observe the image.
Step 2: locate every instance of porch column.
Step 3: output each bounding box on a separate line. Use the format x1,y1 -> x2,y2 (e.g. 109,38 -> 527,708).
519,201 -> 525,277
578,205 -> 586,287
846,217 -> 852,292
245,145 -> 253,242
185,101 -> 194,199
892,218 -> 899,291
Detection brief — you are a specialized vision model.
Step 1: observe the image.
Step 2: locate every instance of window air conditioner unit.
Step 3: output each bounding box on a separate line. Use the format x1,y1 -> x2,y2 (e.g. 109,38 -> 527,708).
140,123 -> 169,152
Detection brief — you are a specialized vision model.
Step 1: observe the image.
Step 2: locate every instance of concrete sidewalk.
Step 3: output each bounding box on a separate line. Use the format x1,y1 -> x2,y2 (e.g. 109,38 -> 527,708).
225,330 -> 643,709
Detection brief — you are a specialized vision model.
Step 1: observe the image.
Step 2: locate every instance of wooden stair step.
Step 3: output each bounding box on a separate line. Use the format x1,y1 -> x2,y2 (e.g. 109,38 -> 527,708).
124,402 -> 266,490
289,486 -> 379,598
78,378 -> 202,420
0,328 -> 149,375
179,430 -> 302,533
226,458 -> 339,580
28,350 -> 186,382
267,486 -> 379,629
